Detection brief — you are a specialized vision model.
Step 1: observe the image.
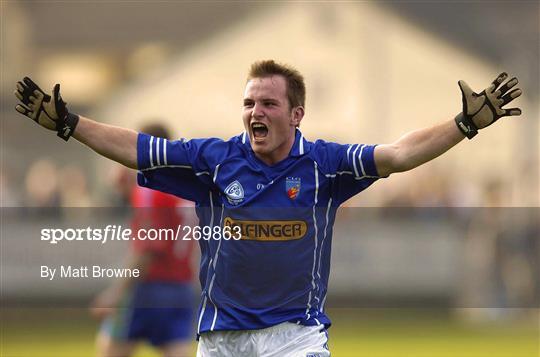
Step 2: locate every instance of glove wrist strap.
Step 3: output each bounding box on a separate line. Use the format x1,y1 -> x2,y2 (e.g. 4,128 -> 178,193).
455,112 -> 478,139
56,113 -> 79,141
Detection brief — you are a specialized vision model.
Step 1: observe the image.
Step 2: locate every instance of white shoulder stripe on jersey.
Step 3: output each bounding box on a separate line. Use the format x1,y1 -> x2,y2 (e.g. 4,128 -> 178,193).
156,138 -> 161,166
163,138 -> 167,165
299,133 -> 304,155
149,136 -> 154,168
346,144 -> 354,164
351,144 -> 361,177
242,131 -> 246,144
357,144 -> 366,177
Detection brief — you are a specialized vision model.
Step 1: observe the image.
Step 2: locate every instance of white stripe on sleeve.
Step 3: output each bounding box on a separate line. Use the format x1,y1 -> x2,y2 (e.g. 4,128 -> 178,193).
155,138 -> 161,166
163,139 -> 168,165
357,144 -> 366,177
351,144 -> 360,177
149,136 -> 154,168
346,144 -> 353,165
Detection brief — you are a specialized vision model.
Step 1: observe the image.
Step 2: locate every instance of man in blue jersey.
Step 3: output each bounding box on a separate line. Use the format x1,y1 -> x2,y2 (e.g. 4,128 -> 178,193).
14,61 -> 522,356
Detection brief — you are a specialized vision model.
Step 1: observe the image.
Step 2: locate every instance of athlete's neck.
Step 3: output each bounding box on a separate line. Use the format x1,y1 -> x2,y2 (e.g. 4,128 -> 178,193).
254,131 -> 296,166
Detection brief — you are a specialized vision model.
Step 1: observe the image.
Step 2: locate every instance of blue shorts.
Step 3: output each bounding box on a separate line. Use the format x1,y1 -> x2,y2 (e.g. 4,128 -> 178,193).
102,282 -> 195,346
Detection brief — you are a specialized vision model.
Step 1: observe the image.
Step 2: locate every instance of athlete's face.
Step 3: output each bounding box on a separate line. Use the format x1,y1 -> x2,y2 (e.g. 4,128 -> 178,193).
242,76 -> 304,166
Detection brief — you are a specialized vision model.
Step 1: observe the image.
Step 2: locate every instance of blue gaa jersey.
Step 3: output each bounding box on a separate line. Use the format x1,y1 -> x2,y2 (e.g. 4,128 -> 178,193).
137,129 -> 382,334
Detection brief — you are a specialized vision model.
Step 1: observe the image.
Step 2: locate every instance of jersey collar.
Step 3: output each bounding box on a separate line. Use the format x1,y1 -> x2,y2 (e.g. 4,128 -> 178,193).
289,128 -> 312,157
240,128 -> 312,158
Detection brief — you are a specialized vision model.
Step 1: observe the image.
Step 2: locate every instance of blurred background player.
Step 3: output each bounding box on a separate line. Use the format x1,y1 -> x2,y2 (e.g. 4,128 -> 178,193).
91,123 -> 197,357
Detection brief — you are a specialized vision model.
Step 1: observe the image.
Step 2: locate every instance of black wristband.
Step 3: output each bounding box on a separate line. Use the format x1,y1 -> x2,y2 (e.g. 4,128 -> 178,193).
454,112 -> 478,139
56,113 -> 79,141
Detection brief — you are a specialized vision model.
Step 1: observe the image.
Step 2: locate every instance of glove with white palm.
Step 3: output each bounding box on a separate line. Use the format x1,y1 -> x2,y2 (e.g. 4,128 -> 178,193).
14,77 -> 79,141
455,72 -> 522,139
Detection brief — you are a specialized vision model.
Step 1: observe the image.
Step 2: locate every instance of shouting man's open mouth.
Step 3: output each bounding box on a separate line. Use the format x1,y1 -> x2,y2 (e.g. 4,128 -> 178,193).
251,122 -> 268,141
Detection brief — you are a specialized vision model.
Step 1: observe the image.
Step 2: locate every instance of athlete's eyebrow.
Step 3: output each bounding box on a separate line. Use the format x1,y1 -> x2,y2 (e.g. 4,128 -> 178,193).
243,98 -> 280,105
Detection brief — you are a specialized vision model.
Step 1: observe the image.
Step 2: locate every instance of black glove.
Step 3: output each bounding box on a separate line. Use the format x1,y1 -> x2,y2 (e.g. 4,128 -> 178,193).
14,77 -> 79,141
455,72 -> 522,139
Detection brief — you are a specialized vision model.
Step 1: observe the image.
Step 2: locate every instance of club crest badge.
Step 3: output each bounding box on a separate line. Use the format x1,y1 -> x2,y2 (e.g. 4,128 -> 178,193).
286,177 -> 301,200
224,180 -> 244,205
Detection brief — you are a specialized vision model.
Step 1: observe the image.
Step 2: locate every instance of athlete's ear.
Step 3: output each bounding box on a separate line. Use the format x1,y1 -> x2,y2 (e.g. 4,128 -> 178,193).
291,106 -> 304,127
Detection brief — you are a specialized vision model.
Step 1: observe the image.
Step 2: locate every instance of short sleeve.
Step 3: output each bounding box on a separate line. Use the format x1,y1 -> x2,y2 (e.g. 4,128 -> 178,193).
137,133 -> 224,173
136,133 -> 226,203
314,141 -> 383,205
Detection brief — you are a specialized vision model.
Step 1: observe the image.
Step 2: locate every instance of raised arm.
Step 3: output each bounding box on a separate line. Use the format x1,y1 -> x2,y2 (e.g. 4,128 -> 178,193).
375,72 -> 522,177
375,119 -> 464,177
73,116 -> 137,169
14,77 -> 138,169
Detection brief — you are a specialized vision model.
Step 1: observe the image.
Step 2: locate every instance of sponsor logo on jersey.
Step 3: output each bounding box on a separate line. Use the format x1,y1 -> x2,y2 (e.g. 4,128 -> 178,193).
224,180 -> 244,205
286,176 -> 301,200
223,217 -> 307,241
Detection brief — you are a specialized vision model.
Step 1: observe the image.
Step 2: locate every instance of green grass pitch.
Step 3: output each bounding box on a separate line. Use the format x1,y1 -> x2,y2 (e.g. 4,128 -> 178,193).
1,308 -> 538,356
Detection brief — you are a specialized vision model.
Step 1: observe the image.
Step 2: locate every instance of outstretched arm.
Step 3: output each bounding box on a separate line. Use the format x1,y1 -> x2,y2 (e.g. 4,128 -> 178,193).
14,77 -> 138,169
374,72 -> 522,177
73,116 -> 138,169
375,119 -> 464,177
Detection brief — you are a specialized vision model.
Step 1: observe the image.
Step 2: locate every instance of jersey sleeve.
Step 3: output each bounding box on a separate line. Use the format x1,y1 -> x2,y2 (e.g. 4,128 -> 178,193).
315,140 -> 383,205
137,133 -> 227,203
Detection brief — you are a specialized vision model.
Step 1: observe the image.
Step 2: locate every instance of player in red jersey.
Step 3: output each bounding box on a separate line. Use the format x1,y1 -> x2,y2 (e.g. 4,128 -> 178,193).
91,123 -> 197,357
